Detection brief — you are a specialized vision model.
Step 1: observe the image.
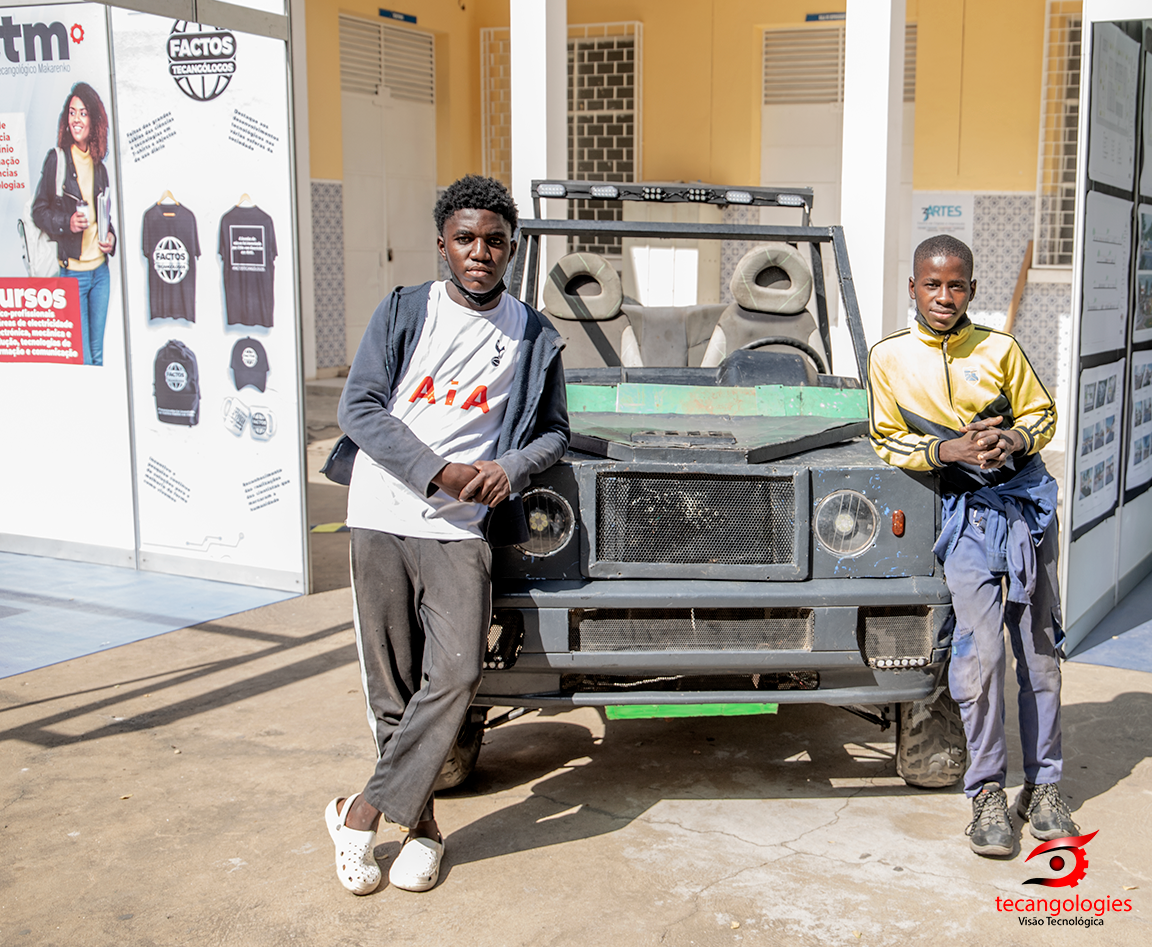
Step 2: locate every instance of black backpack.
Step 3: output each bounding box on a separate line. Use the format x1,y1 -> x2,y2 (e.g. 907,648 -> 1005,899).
154,340 -> 200,425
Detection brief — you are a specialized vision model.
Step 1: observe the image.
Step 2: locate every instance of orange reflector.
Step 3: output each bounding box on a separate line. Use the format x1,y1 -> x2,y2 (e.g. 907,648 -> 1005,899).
892,510 -> 905,537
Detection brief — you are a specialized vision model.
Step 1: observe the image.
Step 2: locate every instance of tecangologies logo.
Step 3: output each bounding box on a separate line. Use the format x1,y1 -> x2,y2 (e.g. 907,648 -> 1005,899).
1024,830 -> 1097,888
166,20 -> 235,102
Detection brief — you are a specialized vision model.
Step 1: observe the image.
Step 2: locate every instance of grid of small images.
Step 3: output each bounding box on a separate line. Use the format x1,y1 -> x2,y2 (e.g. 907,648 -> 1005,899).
1073,359 -> 1125,529
1126,350 -> 1152,490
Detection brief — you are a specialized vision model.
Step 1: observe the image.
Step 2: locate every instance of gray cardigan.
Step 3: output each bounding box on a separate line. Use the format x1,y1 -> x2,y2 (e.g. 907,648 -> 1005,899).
337,281 -> 570,523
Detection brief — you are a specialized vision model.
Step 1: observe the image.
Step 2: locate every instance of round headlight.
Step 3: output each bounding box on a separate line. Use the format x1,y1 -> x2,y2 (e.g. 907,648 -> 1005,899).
516,487 -> 575,557
814,490 -> 878,557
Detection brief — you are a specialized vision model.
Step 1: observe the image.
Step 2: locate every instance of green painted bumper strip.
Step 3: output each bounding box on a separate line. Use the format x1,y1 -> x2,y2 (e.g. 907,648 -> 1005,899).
605,702 -> 779,720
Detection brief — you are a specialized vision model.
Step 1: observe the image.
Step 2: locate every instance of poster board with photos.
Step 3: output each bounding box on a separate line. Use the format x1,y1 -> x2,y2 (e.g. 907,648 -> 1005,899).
110,8 -> 305,592
0,4 -> 137,563
1125,348 -> 1152,495
1072,358 -> 1126,532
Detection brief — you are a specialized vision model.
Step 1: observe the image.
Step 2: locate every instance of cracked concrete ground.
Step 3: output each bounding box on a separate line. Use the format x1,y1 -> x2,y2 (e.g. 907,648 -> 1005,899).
1,584 -> 1150,947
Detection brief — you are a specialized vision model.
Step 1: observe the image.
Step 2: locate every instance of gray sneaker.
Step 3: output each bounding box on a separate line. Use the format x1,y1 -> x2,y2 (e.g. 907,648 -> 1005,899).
1016,782 -> 1078,841
966,783 -> 1013,857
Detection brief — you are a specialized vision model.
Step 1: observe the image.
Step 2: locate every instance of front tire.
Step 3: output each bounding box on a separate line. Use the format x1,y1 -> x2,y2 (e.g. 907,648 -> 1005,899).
434,707 -> 487,790
895,686 -> 967,788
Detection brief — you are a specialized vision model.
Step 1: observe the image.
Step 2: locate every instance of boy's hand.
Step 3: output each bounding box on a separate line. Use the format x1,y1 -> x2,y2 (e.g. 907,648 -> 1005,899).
940,416 -> 1024,469
459,460 -> 510,507
432,462 -> 481,499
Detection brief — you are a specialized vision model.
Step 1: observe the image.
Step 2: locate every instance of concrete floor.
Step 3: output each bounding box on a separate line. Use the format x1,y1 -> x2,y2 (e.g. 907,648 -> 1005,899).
2,386 -> 1149,946
1,590 -> 1150,946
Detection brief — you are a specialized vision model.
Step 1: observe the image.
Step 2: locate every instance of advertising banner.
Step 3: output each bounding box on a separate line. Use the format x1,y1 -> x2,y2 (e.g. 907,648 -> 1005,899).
910,191 -> 974,262
109,8 -> 304,591
0,3 -> 136,561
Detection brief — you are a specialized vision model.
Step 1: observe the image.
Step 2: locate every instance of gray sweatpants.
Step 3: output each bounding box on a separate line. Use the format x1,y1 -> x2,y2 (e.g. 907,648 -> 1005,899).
350,528 -> 492,827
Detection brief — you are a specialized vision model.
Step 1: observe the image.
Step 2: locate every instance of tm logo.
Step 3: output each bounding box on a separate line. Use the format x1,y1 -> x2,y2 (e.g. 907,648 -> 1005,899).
1024,831 -> 1099,888
0,17 -> 80,62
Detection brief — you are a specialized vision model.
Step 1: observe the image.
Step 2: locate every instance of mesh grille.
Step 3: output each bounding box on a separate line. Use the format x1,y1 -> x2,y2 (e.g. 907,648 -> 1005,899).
571,607 -> 813,652
595,471 -> 795,564
858,606 -> 933,665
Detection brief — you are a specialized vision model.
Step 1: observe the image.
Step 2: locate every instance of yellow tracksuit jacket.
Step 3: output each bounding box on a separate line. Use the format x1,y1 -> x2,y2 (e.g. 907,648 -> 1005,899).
867,317 -> 1057,490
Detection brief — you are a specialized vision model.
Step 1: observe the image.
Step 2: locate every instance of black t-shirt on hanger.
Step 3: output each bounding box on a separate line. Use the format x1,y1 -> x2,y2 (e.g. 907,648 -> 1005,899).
142,203 -> 200,321
219,205 -> 277,327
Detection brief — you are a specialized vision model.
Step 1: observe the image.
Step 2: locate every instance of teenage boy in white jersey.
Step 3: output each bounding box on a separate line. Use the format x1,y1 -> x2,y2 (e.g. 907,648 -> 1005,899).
326,176 -> 569,895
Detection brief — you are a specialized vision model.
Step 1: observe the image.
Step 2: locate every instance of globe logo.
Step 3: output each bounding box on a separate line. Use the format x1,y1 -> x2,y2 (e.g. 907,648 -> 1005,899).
165,362 -> 188,391
242,346 -> 258,368
167,21 -> 236,102
153,236 -> 190,284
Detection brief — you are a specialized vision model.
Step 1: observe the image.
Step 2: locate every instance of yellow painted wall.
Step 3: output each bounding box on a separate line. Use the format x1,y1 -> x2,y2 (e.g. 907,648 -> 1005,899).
305,0 -> 483,184
306,0 -> 1048,193
914,0 -> 1047,191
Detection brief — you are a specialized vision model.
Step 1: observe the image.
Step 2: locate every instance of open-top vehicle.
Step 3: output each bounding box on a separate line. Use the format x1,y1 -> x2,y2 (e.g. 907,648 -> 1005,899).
438,180 -> 966,791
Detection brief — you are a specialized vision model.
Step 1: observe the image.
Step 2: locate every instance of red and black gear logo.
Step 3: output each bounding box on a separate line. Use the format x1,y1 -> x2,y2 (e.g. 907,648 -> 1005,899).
70,23 -> 84,44
1024,831 -> 1098,888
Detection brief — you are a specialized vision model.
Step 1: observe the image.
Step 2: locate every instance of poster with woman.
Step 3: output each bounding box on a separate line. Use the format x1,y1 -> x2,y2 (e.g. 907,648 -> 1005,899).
0,4 -> 137,564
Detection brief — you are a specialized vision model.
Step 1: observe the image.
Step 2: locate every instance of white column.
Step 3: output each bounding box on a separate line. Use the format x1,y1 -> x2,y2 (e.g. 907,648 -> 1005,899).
839,0 -> 905,352
289,0 -> 316,380
510,0 -> 567,297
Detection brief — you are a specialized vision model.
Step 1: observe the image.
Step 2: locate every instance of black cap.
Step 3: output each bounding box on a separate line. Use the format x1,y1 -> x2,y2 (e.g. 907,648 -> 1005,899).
231,337 -> 269,392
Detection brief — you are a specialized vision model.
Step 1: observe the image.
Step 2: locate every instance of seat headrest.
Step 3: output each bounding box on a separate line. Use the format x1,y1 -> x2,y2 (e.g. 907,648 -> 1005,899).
729,243 -> 812,314
541,252 -> 623,321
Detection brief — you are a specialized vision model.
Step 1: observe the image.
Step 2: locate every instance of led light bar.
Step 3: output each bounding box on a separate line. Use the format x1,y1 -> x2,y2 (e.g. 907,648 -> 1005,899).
589,184 -> 619,199
642,186 -> 666,201
686,187 -> 712,202
776,193 -> 806,207
724,190 -> 753,204
536,183 -> 567,198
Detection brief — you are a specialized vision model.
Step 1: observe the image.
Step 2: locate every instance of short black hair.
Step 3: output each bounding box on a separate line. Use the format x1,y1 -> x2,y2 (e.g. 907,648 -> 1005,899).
434,175 -> 518,234
913,235 -> 974,279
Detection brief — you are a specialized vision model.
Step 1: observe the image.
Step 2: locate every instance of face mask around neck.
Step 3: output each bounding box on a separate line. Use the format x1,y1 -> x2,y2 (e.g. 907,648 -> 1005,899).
450,273 -> 507,307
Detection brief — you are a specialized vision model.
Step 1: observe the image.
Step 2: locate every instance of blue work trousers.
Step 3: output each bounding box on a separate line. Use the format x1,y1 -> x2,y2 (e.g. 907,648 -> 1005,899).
945,508 -> 1063,797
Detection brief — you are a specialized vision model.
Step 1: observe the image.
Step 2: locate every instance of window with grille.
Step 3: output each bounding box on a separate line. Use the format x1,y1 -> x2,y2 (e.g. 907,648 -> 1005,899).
568,23 -> 641,259
762,22 -> 916,106
339,15 -> 435,104
1033,1 -> 1082,268
480,22 -> 642,259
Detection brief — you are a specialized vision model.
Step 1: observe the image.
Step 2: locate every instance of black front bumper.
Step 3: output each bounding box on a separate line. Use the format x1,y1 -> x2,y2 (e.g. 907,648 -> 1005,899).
479,575 -> 953,707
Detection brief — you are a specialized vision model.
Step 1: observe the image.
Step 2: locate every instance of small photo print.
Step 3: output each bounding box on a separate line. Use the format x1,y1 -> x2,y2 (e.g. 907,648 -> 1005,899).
1096,381 -> 1108,409
1140,274 -> 1152,327
1081,469 -> 1093,497
1145,433 -> 1152,460
1106,415 -> 1116,443
1106,457 -> 1115,484
1084,382 -> 1097,414
1082,428 -> 1094,456
1140,213 -> 1152,268
1093,461 -> 1105,492
1095,421 -> 1105,450
1136,400 -> 1144,427
1107,375 -> 1117,403
1145,399 -> 1152,425
1138,365 -> 1148,389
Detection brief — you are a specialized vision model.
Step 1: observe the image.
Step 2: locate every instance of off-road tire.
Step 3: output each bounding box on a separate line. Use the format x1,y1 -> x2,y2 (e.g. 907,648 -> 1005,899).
895,686 -> 967,788
434,708 -> 487,790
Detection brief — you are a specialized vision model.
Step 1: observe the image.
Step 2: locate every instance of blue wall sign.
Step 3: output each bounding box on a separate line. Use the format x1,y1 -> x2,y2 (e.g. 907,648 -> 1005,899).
805,13 -> 846,22
379,8 -> 417,24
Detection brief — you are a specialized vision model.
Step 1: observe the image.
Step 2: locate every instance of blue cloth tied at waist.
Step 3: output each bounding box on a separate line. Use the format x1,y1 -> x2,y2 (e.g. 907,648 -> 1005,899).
932,454 -> 1058,605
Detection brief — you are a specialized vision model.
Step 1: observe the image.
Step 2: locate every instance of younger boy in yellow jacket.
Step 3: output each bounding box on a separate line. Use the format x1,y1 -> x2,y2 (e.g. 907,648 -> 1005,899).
868,234 -> 1076,857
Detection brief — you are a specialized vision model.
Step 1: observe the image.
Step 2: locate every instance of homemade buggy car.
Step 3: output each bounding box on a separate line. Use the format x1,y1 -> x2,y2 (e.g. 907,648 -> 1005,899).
437,180 -> 966,791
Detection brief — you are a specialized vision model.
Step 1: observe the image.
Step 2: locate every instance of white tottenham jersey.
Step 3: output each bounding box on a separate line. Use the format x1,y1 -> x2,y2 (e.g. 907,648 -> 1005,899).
346,281 -> 527,540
